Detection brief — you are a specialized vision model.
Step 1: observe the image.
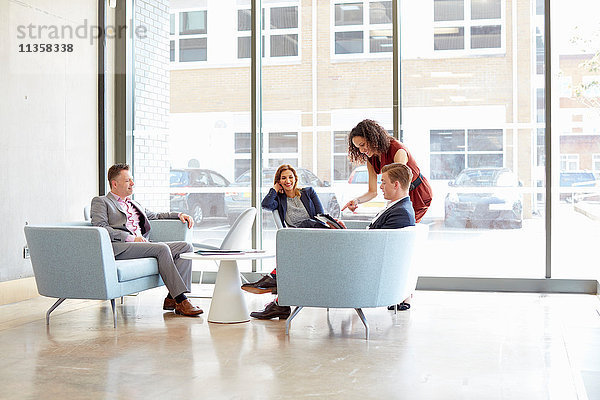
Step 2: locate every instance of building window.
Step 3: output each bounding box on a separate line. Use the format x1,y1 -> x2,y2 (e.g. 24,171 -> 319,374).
268,132 -> 299,167
333,131 -> 353,181
430,128 -> 503,180
237,3 -> 299,60
434,0 -> 503,53
560,154 -> 579,171
593,154 -> 600,172
333,1 -> 392,57
170,10 -> 208,63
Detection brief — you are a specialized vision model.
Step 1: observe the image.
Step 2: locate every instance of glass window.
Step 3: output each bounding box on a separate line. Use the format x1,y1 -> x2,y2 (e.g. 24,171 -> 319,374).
270,34 -> 298,57
369,1 -> 392,24
179,38 -> 207,62
334,1 -> 392,57
237,6 -> 298,60
467,129 -> 503,151
335,3 -> 363,26
370,30 -> 393,53
271,6 -> 298,29
431,130 -> 465,151
560,154 -> 579,171
593,154 -> 600,172
434,0 -> 503,52
335,31 -> 364,54
434,0 -> 464,22
471,25 -> 501,49
170,40 -> 175,62
471,0 -> 501,19
537,88 -> 545,123
235,133 -> 251,153
170,14 -> 175,35
180,11 -> 207,35
238,9 -> 251,31
434,27 -> 464,50
269,132 -> 298,153
238,36 -> 265,59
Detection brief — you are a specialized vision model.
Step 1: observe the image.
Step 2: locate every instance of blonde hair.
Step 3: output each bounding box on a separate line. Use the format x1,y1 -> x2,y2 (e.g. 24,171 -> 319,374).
273,164 -> 301,197
381,163 -> 412,191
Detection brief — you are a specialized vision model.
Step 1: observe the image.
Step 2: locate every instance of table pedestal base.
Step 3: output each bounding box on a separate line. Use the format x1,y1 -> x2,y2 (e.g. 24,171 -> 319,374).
208,260 -> 250,323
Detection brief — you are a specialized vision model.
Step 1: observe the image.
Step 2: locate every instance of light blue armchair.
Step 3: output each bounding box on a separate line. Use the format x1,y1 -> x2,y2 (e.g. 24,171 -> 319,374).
24,220 -> 191,327
276,224 -> 428,339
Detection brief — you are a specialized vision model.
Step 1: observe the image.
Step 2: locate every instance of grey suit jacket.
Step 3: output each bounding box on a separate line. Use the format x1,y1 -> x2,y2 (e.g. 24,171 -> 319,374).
91,193 -> 179,242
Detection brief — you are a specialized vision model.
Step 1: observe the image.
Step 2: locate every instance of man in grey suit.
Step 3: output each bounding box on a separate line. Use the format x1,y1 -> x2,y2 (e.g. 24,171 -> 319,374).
91,163 -> 203,316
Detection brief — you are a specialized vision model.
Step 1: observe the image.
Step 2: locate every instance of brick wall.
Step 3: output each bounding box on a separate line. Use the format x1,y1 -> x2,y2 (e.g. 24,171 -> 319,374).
133,0 -> 170,210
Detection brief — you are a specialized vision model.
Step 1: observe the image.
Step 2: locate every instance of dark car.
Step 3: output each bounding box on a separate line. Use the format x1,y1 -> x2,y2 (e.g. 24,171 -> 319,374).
445,167 -> 523,229
225,167 -> 340,225
170,168 -> 230,224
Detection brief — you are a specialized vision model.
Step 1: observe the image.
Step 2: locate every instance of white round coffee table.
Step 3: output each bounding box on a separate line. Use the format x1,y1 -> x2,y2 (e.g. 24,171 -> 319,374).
180,251 -> 275,323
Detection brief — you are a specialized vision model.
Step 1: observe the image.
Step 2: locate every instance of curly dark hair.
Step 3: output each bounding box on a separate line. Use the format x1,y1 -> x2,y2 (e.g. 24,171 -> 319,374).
347,119 -> 392,163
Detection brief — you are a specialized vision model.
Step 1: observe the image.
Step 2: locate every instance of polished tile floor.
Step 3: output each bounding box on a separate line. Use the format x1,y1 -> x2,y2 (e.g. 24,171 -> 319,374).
0,289 -> 599,400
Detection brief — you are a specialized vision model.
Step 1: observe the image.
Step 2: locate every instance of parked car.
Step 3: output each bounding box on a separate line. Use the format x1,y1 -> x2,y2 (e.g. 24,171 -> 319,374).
559,171 -> 599,202
170,168 -> 230,224
444,167 -> 523,229
225,167 -> 340,225
340,165 -> 386,220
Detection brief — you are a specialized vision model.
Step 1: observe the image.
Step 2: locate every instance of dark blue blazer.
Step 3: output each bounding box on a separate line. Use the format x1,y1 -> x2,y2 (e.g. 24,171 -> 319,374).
368,196 -> 416,229
261,187 -> 324,227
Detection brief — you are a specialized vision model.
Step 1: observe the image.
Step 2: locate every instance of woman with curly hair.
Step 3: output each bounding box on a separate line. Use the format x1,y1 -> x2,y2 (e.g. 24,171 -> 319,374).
343,119 -> 433,223
343,119 -> 433,311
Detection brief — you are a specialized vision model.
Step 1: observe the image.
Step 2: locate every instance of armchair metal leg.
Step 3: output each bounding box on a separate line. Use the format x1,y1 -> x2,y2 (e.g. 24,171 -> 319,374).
354,308 -> 369,340
110,299 -> 117,328
285,306 -> 303,335
46,298 -> 66,326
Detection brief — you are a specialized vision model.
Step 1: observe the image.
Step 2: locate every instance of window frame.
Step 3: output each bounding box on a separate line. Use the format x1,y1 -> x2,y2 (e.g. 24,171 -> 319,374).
432,0 -> 506,56
236,1 -> 302,65
429,128 -> 505,180
169,8 -> 209,64
331,0 -> 394,61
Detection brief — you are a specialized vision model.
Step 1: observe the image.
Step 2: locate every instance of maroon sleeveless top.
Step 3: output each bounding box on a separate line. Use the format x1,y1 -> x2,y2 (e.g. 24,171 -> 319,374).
368,139 -> 433,221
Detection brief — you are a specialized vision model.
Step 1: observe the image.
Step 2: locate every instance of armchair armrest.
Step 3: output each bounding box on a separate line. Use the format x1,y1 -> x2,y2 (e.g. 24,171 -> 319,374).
148,219 -> 192,242
24,226 -> 120,300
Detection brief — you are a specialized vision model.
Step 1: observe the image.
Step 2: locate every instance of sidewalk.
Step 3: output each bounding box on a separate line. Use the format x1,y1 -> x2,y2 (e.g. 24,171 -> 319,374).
574,201 -> 600,221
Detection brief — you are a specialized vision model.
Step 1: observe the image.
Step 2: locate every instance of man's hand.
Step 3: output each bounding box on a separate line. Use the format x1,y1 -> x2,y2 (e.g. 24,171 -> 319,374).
341,199 -> 359,213
133,236 -> 148,243
180,213 -> 194,229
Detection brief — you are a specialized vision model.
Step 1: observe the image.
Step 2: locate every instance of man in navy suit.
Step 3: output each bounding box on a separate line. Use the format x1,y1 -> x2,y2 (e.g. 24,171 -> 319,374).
367,162 -> 416,229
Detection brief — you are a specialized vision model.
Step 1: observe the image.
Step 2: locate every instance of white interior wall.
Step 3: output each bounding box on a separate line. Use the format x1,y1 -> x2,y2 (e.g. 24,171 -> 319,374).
0,0 -> 99,282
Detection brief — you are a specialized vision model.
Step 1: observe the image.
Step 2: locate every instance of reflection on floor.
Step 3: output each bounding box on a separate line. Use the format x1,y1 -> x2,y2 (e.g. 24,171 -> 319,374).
0,289 -> 599,399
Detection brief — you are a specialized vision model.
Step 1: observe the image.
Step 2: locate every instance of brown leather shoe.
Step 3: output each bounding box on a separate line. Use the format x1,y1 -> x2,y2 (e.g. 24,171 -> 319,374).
174,299 -> 204,316
163,297 -> 176,311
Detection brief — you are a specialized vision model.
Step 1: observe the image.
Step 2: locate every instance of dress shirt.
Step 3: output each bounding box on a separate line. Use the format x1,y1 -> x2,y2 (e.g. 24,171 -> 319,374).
109,192 -> 142,242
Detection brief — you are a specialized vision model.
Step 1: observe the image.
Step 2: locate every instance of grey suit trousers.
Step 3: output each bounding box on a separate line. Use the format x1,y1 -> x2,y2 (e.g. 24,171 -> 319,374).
112,241 -> 193,297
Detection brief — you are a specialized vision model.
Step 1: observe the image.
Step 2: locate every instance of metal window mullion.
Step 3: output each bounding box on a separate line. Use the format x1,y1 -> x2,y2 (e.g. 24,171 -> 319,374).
392,0 -> 401,140
544,0 -> 551,279
251,0 -> 263,271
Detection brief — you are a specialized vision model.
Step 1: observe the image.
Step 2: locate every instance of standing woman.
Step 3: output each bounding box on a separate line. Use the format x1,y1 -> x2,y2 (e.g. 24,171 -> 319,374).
342,119 -> 433,223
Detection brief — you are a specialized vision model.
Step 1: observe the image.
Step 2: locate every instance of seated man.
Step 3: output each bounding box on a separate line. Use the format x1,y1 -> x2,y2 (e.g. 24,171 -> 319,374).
247,162 -> 416,319
91,163 -> 203,317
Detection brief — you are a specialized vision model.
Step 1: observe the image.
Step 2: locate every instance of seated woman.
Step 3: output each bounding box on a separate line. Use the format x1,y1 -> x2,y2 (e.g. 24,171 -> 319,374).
242,164 -> 325,320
